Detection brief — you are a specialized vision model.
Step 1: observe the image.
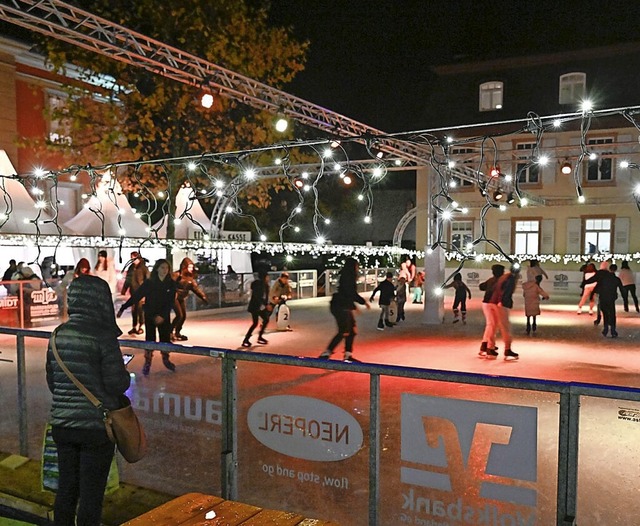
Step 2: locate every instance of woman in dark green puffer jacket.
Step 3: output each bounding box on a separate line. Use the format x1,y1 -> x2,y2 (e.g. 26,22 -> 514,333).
46,275 -> 130,526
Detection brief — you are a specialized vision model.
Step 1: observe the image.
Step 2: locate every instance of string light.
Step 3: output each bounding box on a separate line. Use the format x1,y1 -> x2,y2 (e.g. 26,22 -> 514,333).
200,93 -> 214,109
3,106 -> 640,278
275,116 -> 288,133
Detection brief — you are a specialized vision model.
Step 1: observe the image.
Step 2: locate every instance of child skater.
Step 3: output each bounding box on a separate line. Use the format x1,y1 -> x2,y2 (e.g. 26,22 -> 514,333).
522,275 -> 549,334
370,271 -> 396,330
444,272 -> 471,324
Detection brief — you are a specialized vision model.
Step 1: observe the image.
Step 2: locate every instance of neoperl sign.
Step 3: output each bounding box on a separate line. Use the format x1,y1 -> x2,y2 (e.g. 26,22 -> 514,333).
247,395 -> 363,461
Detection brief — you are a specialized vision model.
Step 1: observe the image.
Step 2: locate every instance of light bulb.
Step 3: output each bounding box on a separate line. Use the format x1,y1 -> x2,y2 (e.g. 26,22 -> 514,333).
275,117 -> 288,132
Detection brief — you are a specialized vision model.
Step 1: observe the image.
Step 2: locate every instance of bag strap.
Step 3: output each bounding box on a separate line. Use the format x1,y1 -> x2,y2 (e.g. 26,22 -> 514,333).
50,328 -> 103,410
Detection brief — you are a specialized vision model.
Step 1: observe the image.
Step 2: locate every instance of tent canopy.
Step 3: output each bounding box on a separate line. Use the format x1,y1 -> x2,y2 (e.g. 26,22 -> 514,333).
64,180 -> 151,238
153,186 -> 212,239
0,150 -> 68,236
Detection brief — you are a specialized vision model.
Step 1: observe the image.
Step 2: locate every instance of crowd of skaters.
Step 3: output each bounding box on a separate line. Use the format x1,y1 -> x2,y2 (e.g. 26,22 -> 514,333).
3,252 -> 639,367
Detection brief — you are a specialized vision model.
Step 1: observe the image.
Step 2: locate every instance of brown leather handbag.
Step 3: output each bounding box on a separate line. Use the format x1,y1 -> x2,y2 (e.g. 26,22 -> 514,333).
50,329 -> 147,463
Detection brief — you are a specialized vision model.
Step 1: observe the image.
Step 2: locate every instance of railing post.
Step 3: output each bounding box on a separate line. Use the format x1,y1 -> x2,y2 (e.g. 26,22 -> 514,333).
221,354 -> 238,500
312,269 -> 317,299
557,390 -> 579,525
369,374 -> 380,526
16,332 -> 28,457
19,282 -> 24,328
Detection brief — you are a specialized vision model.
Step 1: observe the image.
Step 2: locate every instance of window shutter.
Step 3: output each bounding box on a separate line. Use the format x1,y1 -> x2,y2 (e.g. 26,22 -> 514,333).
541,219 -> 555,254
473,220 -> 484,254
498,220 -> 511,254
566,218 -> 581,254
614,217 -> 630,254
617,135 -> 633,183
542,138 -> 556,184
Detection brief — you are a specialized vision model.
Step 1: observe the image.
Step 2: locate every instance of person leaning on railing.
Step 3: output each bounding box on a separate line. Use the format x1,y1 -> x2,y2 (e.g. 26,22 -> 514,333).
46,275 -> 130,526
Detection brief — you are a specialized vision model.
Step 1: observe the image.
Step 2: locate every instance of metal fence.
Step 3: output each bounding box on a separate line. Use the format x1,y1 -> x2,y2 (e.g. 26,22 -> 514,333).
0,269 -> 318,328
3,326 -> 640,525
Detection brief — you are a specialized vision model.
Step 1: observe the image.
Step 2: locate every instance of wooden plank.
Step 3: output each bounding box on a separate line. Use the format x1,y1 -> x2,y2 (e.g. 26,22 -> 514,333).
180,499 -> 262,525
122,492 -> 223,525
297,520 -> 341,526
240,508 -> 305,525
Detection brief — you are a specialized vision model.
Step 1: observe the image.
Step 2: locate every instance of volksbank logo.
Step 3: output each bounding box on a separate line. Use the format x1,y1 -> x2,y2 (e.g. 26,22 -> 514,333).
401,394 -> 537,507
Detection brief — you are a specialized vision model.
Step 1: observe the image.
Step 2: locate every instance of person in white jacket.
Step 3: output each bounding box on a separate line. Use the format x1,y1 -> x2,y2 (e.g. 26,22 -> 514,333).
93,250 -> 118,300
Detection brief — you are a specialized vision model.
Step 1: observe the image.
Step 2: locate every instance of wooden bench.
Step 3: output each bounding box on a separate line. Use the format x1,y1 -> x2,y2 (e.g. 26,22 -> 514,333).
122,492 -> 340,525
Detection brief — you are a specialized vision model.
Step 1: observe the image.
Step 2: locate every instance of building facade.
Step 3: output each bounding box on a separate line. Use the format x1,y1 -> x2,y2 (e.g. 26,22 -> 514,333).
415,43 -> 640,272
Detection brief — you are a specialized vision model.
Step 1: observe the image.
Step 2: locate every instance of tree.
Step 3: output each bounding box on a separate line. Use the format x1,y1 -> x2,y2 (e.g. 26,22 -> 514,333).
38,0 -> 308,258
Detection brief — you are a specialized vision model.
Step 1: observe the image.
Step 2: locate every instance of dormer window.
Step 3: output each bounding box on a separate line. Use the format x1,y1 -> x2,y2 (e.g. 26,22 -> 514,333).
479,81 -> 503,111
559,72 -> 586,105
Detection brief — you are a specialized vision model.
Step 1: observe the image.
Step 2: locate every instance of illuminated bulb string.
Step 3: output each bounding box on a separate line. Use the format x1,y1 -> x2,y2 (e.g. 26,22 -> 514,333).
387,106 -> 640,288
2,106 -> 640,278
1,137 -> 392,270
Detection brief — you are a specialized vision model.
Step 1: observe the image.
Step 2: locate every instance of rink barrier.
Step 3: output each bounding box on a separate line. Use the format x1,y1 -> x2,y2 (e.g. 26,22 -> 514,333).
4,327 -> 640,526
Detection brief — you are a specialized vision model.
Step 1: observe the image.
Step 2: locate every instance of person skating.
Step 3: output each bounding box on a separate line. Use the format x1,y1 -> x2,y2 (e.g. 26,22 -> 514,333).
243,269 -> 271,347
522,275 -> 549,335
618,261 -> 639,313
171,257 -> 208,341
577,262 -> 597,315
118,259 -> 177,375
121,251 -> 150,336
444,272 -> 471,324
396,276 -> 408,322
269,271 -> 293,331
584,263 -> 624,338
370,271 -> 396,330
490,265 -> 520,360
526,259 -> 548,284
412,270 -> 425,303
93,250 -> 118,300
479,264 -> 504,357
319,258 -> 370,362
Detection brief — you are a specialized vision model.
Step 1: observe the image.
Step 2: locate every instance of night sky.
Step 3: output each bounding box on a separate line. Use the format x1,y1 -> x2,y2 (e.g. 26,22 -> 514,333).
267,0 -> 640,133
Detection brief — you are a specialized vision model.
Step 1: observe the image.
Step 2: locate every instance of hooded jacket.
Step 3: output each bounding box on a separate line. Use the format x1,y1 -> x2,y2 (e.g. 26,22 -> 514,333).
46,275 -> 130,430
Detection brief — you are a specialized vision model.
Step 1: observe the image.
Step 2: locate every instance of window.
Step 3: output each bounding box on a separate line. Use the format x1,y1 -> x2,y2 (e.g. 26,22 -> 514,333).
514,220 -> 540,255
479,81 -> 503,111
515,142 -> 540,184
586,138 -> 614,182
584,218 -> 612,254
559,73 -> 586,105
46,92 -> 72,145
449,147 -> 475,189
451,221 -> 474,250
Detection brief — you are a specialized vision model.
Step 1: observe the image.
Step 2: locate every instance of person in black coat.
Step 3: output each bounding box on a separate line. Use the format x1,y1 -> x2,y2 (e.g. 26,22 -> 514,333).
370,271 -> 396,330
46,275 -> 130,526
2,259 -> 17,293
171,257 -> 208,341
118,259 -> 177,374
242,269 -> 271,347
319,257 -> 370,362
585,263 -> 624,338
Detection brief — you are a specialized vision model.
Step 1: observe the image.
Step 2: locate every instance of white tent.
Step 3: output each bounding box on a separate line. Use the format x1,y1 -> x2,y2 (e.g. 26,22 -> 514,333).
64,179 -> 151,238
152,186 -> 212,239
0,150 -> 67,236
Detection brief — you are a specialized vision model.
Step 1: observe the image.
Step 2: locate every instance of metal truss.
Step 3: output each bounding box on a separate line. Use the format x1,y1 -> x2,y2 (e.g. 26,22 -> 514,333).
0,0 -> 431,164
0,0 -> 543,205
